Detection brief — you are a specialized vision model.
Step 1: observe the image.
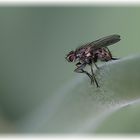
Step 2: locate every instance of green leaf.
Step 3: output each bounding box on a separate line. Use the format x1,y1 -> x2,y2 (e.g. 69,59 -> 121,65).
17,54 -> 140,133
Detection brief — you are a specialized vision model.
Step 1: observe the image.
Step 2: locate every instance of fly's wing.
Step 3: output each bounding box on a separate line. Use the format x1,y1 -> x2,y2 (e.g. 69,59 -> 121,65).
89,34 -> 121,49
75,34 -> 121,52
76,42 -> 91,51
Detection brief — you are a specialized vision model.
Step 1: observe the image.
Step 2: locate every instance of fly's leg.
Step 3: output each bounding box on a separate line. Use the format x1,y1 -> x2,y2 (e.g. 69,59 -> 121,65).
106,47 -> 119,60
105,47 -> 112,57
92,54 -> 99,70
111,57 -> 119,60
74,63 -> 94,84
93,62 -> 99,70
90,63 -> 99,87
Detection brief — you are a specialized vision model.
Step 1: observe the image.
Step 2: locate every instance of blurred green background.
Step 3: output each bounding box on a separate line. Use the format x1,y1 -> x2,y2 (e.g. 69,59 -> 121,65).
1,6 -> 140,133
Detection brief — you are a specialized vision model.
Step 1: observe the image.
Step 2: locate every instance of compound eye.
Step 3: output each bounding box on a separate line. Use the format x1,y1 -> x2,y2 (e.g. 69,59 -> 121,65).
66,51 -> 76,62
69,54 -> 75,62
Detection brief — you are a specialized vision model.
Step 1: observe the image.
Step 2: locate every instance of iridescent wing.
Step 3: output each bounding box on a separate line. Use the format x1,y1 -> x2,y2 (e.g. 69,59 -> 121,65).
76,34 -> 121,51
88,34 -> 121,49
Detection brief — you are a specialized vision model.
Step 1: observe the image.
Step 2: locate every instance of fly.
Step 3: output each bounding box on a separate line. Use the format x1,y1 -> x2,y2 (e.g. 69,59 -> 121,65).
65,34 -> 121,87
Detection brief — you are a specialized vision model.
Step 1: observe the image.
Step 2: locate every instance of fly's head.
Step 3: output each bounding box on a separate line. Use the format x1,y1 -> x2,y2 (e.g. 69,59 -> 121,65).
65,51 -> 77,62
